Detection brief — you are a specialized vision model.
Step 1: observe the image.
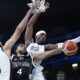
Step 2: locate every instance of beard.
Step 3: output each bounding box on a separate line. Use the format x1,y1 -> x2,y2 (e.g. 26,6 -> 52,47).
37,41 -> 46,45
38,38 -> 46,45
18,49 -> 27,55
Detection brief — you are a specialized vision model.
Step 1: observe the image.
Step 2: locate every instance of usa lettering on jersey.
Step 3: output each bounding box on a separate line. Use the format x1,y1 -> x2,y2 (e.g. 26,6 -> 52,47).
31,46 -> 39,52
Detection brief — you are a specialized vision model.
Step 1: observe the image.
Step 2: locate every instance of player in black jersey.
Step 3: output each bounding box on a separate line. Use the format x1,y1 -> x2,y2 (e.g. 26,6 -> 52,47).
12,44 -> 32,80
11,2 -> 65,80
0,3 -> 38,80
11,2 -> 50,80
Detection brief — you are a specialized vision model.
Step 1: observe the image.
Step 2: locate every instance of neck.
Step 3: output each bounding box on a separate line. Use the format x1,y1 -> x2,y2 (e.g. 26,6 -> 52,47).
36,41 -> 46,45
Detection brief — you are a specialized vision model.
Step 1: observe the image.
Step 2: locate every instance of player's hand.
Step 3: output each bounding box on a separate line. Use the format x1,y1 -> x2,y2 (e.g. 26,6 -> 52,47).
29,2 -> 40,14
28,0 -> 50,13
37,1 -> 49,13
44,2 -> 49,10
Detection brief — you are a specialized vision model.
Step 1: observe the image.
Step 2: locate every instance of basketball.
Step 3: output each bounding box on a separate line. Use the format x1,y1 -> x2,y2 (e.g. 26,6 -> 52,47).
62,40 -> 78,56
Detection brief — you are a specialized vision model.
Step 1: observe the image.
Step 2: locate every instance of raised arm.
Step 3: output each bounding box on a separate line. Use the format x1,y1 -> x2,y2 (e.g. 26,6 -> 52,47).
25,2 -> 49,46
3,6 -> 35,57
25,12 -> 41,44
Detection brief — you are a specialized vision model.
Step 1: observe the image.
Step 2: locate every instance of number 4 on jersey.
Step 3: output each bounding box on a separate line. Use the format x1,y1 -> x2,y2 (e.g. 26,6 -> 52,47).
17,68 -> 22,75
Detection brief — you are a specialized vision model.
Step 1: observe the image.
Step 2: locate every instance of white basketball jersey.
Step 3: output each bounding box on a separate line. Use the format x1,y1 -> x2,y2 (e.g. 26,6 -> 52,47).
0,48 -> 10,80
27,43 -> 45,73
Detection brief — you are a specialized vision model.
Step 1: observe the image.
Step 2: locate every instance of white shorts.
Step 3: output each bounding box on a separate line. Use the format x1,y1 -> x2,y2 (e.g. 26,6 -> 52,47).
30,72 -> 45,80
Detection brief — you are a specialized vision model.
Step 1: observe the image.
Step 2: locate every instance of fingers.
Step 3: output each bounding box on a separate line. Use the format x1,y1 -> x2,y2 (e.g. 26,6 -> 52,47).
27,0 -> 50,13
45,2 -> 50,7
45,2 -> 50,10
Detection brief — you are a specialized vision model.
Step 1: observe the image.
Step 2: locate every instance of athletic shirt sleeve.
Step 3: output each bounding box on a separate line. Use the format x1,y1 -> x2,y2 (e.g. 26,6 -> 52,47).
0,48 -> 10,80
27,43 -> 45,53
27,43 -> 45,68
27,43 -> 35,53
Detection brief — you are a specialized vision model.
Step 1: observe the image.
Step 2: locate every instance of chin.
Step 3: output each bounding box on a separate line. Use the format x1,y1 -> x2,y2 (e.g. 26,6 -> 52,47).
23,50 -> 27,54
41,39 -> 46,42
38,41 -> 45,44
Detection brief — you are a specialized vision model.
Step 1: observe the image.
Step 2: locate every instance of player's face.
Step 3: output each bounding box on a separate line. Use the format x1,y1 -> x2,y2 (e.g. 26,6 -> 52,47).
36,33 -> 47,44
16,44 -> 26,54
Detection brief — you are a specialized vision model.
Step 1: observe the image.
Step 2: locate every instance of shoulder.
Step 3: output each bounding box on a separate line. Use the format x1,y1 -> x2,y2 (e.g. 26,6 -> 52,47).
25,39 -> 34,47
27,42 -> 36,48
45,44 -> 53,50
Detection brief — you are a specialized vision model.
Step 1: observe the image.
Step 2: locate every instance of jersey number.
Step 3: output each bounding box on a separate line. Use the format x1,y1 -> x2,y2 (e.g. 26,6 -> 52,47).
17,68 -> 22,75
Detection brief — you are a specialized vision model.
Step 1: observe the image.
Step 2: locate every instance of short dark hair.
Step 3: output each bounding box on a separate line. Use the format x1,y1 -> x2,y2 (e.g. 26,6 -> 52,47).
13,43 -> 24,53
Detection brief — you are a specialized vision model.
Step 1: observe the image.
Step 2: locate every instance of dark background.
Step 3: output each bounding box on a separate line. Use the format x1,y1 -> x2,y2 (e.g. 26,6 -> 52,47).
0,0 -> 80,42
0,0 -> 80,79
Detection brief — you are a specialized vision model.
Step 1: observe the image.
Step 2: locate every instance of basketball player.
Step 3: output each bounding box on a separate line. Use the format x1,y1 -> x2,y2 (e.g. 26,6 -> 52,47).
24,2 -> 80,80
23,1 -> 61,80
0,3 -> 38,80
11,1 -> 64,80
26,31 -> 80,80
11,43 -> 32,80
11,2 -> 50,80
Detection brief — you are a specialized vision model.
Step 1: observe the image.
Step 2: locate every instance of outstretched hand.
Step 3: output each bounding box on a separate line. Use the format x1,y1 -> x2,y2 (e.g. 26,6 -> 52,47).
37,1 -> 49,13
44,2 -> 49,10
28,2 -> 40,14
27,0 -> 50,13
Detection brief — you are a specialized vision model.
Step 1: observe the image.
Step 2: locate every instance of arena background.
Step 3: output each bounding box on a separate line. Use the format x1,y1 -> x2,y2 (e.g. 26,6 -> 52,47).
0,0 -> 80,80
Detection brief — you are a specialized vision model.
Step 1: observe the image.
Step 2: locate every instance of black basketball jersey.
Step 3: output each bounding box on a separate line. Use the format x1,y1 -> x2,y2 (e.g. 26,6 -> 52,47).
12,54 -> 32,80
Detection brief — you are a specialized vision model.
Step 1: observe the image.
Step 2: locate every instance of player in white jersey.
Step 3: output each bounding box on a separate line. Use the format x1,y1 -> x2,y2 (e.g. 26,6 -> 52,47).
26,33 -> 80,80
0,4 -> 38,80
24,2 -> 80,80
